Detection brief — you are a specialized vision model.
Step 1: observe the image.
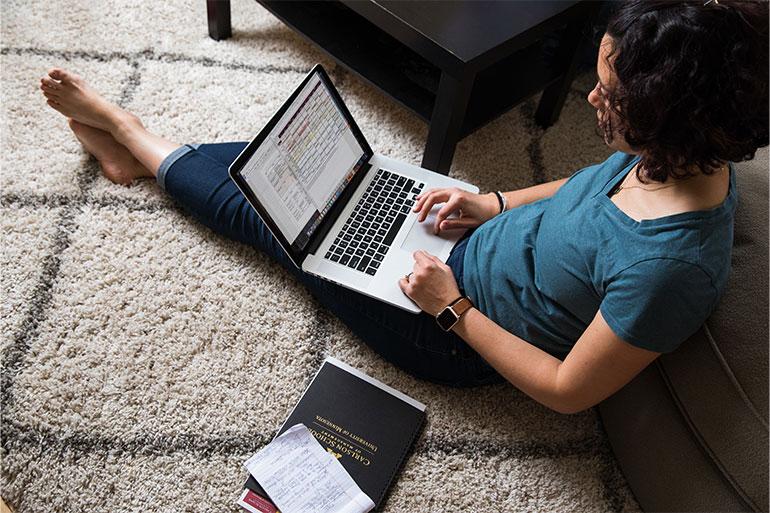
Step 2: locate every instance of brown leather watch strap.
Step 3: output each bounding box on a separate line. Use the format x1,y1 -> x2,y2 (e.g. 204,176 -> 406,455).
451,297 -> 474,319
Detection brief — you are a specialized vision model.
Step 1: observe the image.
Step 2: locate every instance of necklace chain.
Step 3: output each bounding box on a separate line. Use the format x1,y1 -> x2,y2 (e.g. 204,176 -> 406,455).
614,181 -> 683,194
611,164 -> 694,196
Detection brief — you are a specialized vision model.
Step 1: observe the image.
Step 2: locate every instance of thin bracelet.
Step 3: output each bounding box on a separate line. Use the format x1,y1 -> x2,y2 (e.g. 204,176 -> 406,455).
494,191 -> 507,214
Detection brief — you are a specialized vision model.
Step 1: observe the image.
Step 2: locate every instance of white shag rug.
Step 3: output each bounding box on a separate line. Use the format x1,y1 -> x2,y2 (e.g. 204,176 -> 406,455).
1,1 -> 641,511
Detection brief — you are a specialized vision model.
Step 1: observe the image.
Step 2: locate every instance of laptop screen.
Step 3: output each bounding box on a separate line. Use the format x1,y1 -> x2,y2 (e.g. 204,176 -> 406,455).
238,72 -> 368,252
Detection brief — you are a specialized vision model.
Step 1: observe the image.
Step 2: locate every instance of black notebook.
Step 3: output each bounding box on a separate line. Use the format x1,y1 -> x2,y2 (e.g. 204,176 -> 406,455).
241,357 -> 426,511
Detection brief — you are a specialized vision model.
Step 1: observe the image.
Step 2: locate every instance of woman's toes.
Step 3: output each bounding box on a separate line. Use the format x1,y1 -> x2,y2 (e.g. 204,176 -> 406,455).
40,83 -> 60,96
41,76 -> 60,90
49,67 -> 80,84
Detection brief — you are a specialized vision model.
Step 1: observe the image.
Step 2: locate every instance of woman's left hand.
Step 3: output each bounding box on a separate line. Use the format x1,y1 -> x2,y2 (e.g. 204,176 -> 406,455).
398,250 -> 461,316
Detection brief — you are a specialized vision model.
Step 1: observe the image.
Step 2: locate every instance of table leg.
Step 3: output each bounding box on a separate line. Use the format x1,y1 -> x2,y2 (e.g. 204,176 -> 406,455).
207,0 -> 232,41
421,71 -> 475,175
535,7 -> 596,128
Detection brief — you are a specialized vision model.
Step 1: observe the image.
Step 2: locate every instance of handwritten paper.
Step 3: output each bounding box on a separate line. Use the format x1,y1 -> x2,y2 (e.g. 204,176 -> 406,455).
244,424 -> 375,513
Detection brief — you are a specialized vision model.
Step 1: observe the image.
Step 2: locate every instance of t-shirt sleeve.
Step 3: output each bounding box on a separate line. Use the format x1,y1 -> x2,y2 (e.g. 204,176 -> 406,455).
599,259 -> 718,353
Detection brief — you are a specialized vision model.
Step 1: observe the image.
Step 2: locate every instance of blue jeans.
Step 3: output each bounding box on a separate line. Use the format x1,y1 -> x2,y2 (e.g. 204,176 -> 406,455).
159,142 -> 502,387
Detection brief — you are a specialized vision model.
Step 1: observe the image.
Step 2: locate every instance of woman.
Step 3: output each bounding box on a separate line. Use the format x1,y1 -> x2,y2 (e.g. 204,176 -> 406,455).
39,1 -> 767,413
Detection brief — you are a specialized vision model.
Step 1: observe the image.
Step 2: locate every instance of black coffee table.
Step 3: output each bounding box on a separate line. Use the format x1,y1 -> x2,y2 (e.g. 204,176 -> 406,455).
207,0 -> 599,174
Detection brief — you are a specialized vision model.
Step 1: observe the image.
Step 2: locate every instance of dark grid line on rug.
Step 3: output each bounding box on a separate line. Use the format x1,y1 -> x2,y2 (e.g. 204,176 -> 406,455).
597,440 -> 632,513
0,46 -> 310,75
119,59 -> 143,107
520,86 -> 606,186
0,192 -> 173,213
518,99 -> 549,186
0,61 -> 144,422
0,417 -> 605,462
589,410 -> 635,513
307,307 -> 333,373
0,206 -> 78,416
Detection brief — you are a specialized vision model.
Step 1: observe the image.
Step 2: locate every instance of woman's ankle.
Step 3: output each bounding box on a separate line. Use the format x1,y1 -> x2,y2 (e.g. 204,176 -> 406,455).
110,111 -> 144,146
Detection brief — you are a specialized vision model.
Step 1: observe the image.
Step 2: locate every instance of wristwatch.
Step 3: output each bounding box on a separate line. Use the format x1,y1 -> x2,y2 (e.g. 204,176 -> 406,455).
436,296 -> 474,332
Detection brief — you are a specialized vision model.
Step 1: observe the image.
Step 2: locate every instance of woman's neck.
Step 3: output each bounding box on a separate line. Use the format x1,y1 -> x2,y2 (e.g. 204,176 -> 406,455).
611,162 -> 730,221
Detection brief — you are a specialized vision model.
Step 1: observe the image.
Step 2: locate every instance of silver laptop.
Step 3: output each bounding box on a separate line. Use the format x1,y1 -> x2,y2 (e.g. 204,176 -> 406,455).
229,64 -> 478,313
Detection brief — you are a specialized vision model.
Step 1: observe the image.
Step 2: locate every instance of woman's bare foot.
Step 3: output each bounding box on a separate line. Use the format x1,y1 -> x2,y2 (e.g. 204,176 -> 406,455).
42,67 -> 182,177
68,119 -> 152,185
40,68 -> 138,134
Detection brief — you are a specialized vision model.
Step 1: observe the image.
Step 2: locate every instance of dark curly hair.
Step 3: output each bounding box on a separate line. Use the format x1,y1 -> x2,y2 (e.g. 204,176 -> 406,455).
600,0 -> 769,182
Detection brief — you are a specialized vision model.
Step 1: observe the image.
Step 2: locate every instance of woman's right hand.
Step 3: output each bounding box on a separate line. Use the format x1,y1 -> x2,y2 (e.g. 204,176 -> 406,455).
412,187 -> 501,234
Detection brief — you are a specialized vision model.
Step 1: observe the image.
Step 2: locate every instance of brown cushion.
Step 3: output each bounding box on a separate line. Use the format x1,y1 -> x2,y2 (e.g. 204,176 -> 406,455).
703,148 -> 769,421
599,147 -> 769,512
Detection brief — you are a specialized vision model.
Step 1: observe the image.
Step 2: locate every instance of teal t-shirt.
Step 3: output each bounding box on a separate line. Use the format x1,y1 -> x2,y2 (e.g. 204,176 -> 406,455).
462,151 -> 736,357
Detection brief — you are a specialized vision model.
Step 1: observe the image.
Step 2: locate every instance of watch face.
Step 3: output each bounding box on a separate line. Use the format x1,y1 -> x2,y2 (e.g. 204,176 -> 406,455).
436,308 -> 459,331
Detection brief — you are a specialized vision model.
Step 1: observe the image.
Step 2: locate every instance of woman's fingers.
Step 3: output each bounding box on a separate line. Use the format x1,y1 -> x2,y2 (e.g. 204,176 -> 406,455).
433,197 -> 461,234
398,276 -> 411,295
412,249 -> 433,267
423,251 -> 443,265
414,249 -> 446,269
412,188 -> 433,212
414,188 -> 453,211
414,250 -> 446,273
437,217 -> 478,231
413,188 -> 440,216
416,189 -> 451,222
413,187 -> 436,204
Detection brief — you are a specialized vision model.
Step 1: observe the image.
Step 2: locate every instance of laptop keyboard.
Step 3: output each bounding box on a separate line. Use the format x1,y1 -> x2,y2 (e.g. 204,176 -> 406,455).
324,169 -> 425,276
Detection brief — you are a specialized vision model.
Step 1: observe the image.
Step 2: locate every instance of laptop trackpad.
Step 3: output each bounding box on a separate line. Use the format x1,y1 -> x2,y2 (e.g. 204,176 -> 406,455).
400,210 -> 457,254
